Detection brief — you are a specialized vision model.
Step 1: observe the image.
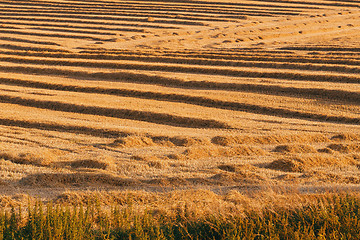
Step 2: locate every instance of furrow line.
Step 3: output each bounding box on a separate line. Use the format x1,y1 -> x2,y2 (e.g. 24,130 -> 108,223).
0,57 -> 359,84
0,7 -> 248,20
2,76 -> 359,104
2,53 -> 357,75
5,4 -> 299,16
1,0 -> 318,11
0,28 -> 106,41
0,44 -> 68,53
0,21 -> 147,33
259,0 -> 360,8
0,77 -> 359,119
78,50 -> 360,66
58,0 -> 322,10
28,27 -> 116,36
0,36 -> 59,46
0,16 -> 178,29
326,0 -> 360,5
282,46 -> 360,52
0,12 -> 207,26
0,0 -> 307,13
1,53 -> 360,75
0,117 -> 130,138
88,3 -> 304,13
0,94 -> 230,129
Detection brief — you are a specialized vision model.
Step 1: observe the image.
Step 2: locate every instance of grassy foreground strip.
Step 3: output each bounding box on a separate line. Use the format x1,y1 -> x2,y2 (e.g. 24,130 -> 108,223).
0,194 -> 360,239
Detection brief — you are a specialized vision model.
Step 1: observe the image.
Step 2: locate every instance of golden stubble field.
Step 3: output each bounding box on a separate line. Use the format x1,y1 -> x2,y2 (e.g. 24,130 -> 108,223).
0,0 -> 360,207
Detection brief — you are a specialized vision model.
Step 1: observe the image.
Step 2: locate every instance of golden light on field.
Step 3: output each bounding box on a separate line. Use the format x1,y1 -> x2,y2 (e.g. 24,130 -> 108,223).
0,0 -> 359,204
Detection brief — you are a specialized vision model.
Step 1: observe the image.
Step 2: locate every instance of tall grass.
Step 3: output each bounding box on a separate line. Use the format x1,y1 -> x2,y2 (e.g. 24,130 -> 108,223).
1,194 -> 360,239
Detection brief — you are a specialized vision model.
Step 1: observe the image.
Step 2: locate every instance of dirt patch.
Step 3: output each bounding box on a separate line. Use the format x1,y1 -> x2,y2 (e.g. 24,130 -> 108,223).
331,133 -> 360,141
19,173 -> 139,187
212,134 -> 329,146
327,143 -> 360,153
267,155 -> 357,172
267,158 -> 305,172
209,171 -> 266,185
111,136 -> 155,147
171,145 -> 265,160
55,190 -> 157,205
300,171 -> 360,184
169,136 -> 211,146
274,144 -> 317,154
70,158 -> 114,170
218,164 -> 258,173
0,151 -> 56,167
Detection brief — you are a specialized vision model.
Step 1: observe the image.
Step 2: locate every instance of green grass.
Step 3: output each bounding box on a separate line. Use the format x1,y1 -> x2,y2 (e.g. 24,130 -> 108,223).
1,194 -> 360,239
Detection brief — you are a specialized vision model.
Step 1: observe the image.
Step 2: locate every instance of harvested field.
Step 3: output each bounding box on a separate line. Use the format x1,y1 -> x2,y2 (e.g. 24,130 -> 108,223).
0,0 -> 360,210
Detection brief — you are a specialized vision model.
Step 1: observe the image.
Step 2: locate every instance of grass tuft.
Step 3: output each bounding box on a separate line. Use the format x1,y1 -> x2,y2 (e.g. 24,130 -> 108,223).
1,194 -> 360,239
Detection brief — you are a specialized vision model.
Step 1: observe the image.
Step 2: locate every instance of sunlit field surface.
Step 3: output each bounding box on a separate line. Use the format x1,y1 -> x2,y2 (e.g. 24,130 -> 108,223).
0,0 -> 360,238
